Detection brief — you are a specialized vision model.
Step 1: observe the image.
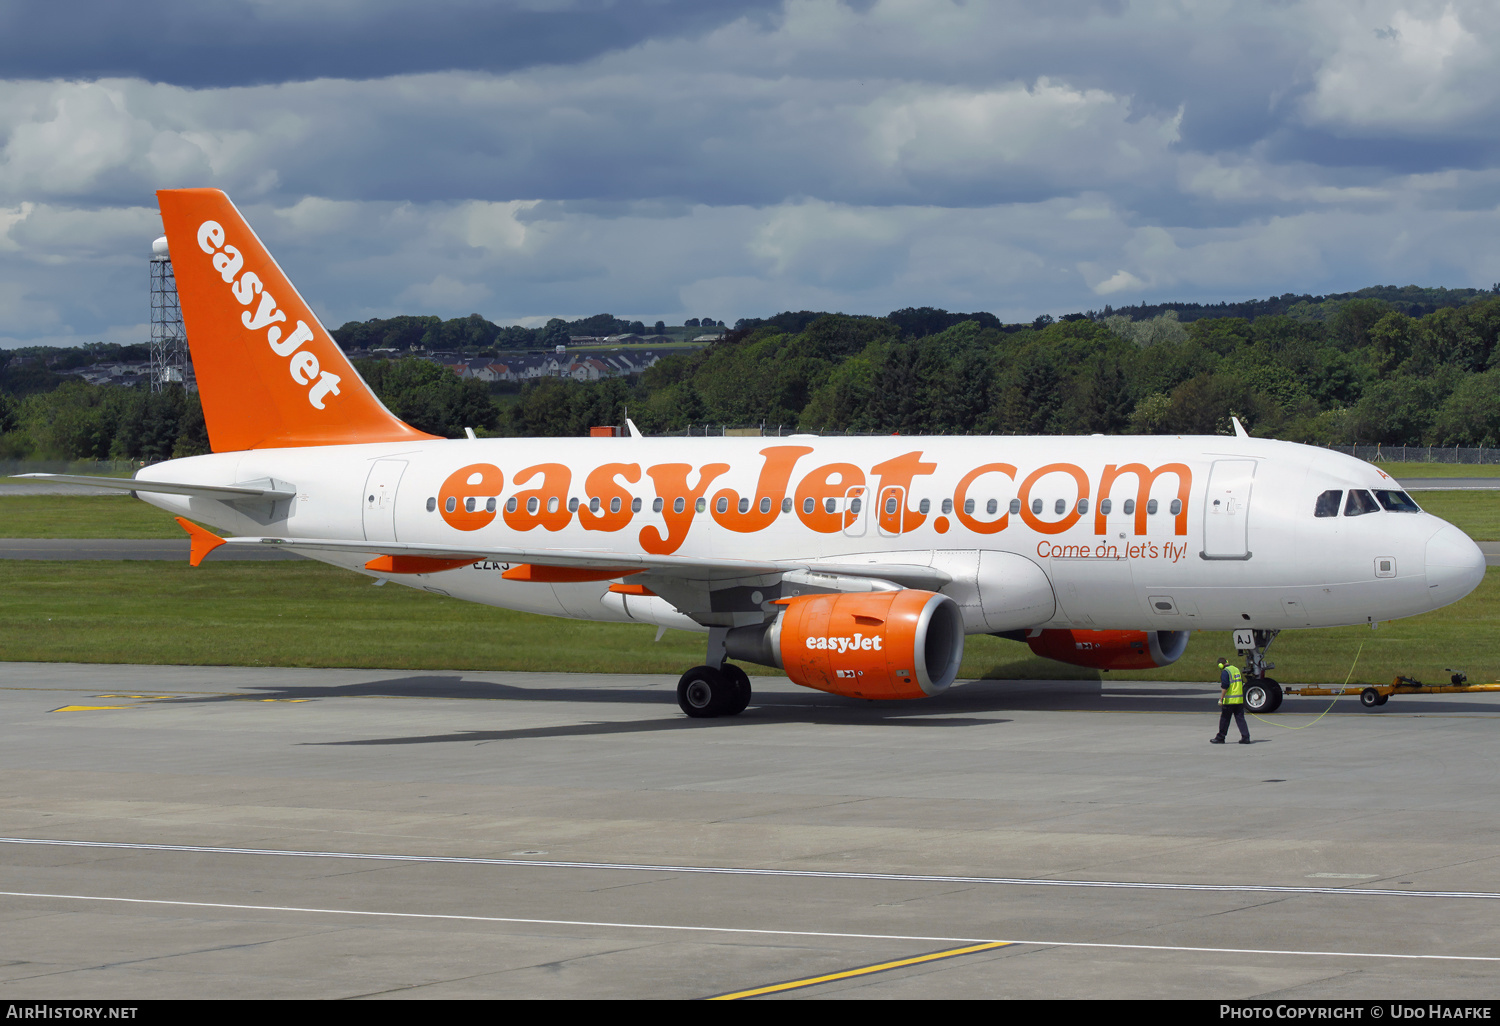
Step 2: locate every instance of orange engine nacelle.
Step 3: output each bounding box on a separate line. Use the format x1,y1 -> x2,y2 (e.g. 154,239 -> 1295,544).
1025,628 -> 1190,670
725,590 -> 965,700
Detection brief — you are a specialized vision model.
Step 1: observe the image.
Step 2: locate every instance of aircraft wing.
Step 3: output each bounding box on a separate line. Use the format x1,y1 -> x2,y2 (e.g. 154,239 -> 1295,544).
16,473 -> 297,502
218,534 -> 951,590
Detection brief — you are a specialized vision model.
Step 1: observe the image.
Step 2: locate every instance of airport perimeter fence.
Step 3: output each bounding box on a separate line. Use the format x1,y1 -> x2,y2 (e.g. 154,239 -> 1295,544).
1326,445 -> 1500,465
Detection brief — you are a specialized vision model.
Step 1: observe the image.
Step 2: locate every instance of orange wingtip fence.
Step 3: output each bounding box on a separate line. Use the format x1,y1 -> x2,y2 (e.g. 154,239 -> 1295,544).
174,517 -> 226,566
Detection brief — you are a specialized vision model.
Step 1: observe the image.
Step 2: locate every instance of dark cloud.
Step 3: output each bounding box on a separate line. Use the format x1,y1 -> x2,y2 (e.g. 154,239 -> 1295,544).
0,0 -> 780,87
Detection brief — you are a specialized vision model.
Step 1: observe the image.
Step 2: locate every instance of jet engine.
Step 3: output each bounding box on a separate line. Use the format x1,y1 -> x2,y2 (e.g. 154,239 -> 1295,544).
725,590 -> 965,700
1024,628 -> 1190,670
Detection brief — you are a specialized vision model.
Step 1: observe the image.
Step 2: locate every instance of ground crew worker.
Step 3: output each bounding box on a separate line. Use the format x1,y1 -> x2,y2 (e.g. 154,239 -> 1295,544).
1211,657 -> 1251,745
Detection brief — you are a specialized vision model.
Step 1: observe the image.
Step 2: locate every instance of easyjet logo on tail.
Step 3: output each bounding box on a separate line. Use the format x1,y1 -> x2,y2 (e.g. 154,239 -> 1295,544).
196,220 -> 343,410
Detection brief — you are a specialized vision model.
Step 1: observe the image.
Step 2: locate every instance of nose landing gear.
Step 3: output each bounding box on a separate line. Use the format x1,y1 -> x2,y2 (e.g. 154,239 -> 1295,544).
1236,628 -> 1284,713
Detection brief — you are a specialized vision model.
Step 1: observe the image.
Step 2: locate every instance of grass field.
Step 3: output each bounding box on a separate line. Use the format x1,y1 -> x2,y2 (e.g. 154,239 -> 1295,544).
0,494 -> 185,538
1376,462 -> 1500,478
1406,491 -> 1500,540
0,560 -> 1493,686
1,489 -> 1493,686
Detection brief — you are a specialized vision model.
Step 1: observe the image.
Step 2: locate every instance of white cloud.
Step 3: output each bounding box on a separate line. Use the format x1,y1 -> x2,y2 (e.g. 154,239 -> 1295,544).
3,1 -> 1500,346
1302,1 -> 1500,135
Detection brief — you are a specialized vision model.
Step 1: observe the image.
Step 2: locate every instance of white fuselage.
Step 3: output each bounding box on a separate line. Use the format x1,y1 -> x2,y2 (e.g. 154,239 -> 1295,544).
135,433 -> 1486,636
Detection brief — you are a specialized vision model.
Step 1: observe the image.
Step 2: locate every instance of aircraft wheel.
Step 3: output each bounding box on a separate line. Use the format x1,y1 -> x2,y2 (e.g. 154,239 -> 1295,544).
1245,678 -> 1283,714
720,664 -> 752,716
678,665 -> 731,718
1360,687 -> 1383,709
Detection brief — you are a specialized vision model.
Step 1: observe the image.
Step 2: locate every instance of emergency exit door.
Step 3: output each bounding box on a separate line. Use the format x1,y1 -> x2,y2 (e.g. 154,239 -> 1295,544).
362,459 -> 407,542
1201,459 -> 1255,559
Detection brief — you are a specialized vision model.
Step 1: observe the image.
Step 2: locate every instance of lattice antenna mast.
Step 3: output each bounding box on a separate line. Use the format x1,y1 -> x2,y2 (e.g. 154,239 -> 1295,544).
149,236 -> 188,392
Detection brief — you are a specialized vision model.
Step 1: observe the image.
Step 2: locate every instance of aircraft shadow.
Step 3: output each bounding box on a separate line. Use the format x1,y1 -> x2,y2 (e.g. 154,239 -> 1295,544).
153,673 -> 1500,746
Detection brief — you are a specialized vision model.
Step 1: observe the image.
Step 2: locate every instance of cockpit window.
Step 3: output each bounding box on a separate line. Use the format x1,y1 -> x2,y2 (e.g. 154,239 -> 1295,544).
1314,490 -> 1342,518
1344,489 -> 1380,516
1373,489 -> 1421,513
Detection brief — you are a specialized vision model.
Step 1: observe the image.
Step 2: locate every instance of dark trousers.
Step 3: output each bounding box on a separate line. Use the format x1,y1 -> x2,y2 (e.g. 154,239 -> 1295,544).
1216,704 -> 1249,740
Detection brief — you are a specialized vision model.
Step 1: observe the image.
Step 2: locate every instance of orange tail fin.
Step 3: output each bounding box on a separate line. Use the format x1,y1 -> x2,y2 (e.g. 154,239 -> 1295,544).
156,188 -> 438,452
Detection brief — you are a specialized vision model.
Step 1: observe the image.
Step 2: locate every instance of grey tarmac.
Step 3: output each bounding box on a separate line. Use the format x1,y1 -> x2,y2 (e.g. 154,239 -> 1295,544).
0,662 -> 1498,999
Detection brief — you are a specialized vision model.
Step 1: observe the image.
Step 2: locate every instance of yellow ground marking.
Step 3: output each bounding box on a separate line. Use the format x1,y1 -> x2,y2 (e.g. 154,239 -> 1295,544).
707,941 -> 1012,999
50,705 -> 135,713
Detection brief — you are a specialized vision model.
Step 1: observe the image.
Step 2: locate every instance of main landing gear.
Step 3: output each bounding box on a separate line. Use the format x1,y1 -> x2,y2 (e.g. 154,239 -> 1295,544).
1237,628 -> 1284,714
677,663 -> 752,718
676,627 -> 753,718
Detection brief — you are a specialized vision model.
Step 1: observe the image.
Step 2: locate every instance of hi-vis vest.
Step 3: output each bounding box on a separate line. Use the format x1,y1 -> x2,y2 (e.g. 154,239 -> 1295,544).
1224,665 -> 1244,704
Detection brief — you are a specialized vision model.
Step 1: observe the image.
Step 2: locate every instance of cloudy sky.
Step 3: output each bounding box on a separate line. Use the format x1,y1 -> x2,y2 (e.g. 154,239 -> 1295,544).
2,0 -> 1498,347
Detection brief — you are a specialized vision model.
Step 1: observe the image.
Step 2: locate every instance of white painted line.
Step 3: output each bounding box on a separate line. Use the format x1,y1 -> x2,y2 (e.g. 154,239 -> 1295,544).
1,889 -> 1496,963
1,836 -> 1495,901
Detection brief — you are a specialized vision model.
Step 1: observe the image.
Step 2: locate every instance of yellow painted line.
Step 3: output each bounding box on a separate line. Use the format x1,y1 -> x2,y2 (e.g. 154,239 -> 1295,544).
707,941 -> 1011,999
50,705 -> 134,713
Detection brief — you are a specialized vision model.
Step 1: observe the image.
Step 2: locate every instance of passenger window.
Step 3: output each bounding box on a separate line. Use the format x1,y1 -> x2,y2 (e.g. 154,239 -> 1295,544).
1123,499 -> 1135,515
1373,489 -> 1421,513
739,497 -> 750,514
964,498 -> 975,514
759,497 -> 771,514
653,497 -> 664,513
1314,490 -> 1342,518
941,498 -> 953,515
804,497 -> 815,514
1147,499 -> 1158,515
1054,499 -> 1065,515
782,497 -> 793,513
1100,498 -> 1112,515
1345,489 -> 1379,516
918,498 -> 930,515
1078,499 -> 1089,515
716,497 -> 729,514
1169,499 -> 1181,515
986,499 -> 998,515
1009,498 -> 1021,515
674,497 -> 685,514
631,497 -> 642,513
1031,498 -> 1043,514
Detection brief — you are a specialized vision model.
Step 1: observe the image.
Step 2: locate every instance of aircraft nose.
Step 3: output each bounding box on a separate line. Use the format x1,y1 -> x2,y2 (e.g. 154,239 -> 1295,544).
1425,524 -> 1487,610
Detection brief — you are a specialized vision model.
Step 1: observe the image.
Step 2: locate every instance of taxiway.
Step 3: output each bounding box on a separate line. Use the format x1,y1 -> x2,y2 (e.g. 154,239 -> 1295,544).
0,662 -> 1497,999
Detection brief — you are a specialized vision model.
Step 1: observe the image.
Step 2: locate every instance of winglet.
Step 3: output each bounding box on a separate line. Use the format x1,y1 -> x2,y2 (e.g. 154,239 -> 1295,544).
1231,416 -> 1249,438
175,517 -> 226,566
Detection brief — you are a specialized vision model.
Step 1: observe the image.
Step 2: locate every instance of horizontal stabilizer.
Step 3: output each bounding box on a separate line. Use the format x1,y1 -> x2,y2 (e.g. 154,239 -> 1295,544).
16,474 -> 296,503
